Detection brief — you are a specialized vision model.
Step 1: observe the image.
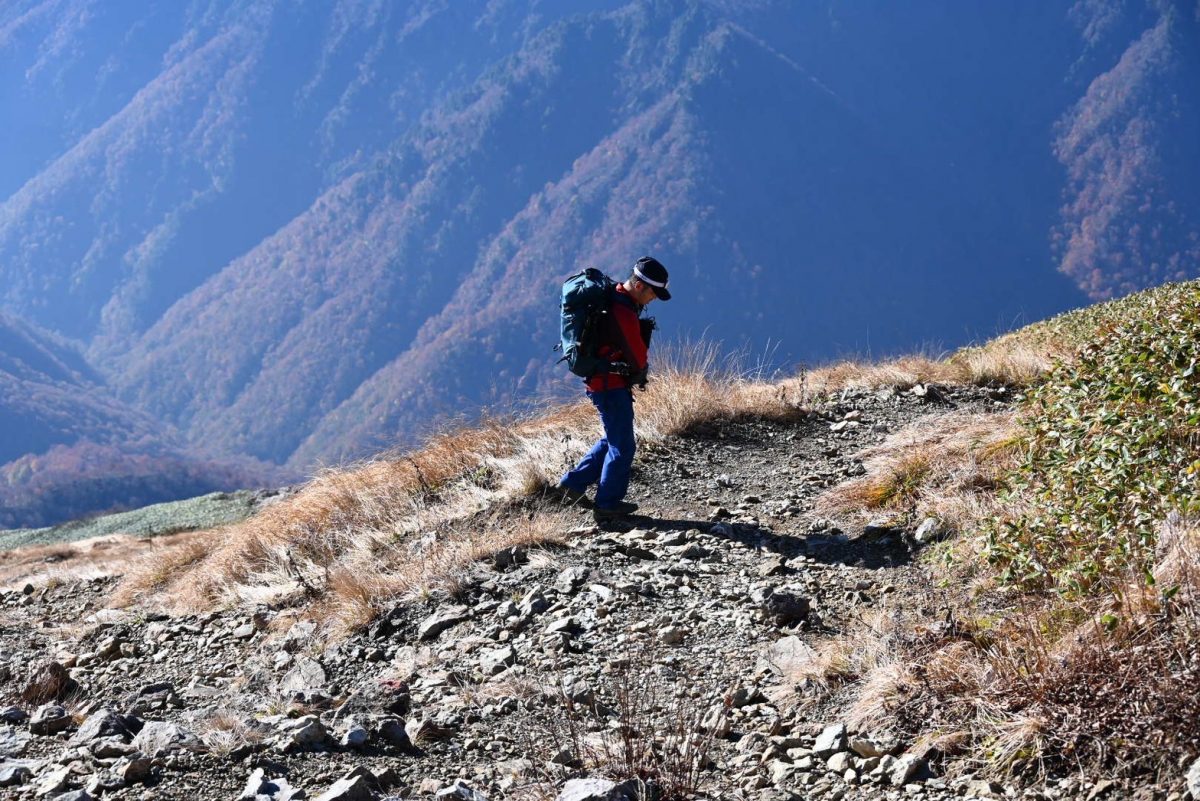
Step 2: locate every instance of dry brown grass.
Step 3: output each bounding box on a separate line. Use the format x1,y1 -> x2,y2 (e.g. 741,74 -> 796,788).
0,531 -> 215,592
199,711 -> 268,756
816,410 -> 1022,537
788,337 -> 1063,399
792,517 -> 1200,779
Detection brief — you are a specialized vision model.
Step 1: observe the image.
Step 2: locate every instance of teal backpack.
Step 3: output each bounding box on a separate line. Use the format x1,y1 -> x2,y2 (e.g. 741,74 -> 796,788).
556,268 -> 617,378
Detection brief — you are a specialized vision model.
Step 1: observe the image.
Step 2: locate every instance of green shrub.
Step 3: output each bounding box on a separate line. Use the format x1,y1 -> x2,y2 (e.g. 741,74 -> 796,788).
988,281 -> 1200,595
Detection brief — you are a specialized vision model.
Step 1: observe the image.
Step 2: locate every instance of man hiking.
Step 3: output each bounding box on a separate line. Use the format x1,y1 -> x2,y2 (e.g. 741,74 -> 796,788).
556,256 -> 671,521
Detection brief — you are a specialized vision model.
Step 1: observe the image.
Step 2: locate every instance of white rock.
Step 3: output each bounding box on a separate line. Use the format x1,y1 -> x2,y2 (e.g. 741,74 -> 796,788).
280,655 -> 327,695
480,646 -> 517,676
812,723 -> 847,757
890,754 -> 927,786
0,726 -> 31,757
132,721 -> 205,757
281,715 -> 329,751
418,605 -> 471,640
436,779 -> 488,800
827,752 -> 853,772
660,625 -> 686,645
33,764 -> 71,797
556,777 -> 621,801
765,635 -> 816,677
914,518 -> 946,544
114,756 -> 153,784
314,774 -> 375,801
0,762 -> 36,787
849,737 -> 887,758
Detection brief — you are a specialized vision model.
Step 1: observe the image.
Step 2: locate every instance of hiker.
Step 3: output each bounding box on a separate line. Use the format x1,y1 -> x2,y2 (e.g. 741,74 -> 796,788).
556,256 -> 671,520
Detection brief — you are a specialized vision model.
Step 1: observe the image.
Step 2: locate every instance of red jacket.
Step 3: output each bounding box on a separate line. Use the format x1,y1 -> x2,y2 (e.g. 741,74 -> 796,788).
586,283 -> 648,392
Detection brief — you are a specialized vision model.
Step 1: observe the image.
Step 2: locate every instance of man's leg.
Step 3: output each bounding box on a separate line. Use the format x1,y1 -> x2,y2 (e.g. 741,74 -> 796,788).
593,388 -> 636,510
559,393 -> 609,493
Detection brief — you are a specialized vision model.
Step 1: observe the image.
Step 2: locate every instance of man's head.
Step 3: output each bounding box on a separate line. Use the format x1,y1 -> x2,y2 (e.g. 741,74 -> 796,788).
626,256 -> 670,305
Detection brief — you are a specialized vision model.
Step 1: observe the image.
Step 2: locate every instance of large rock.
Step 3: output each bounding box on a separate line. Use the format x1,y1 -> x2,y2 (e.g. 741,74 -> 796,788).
554,566 -> 589,595
125,682 -> 181,714
280,656 -> 327,696
113,756 -> 154,785
376,717 -> 410,748
556,778 -> 621,801
754,588 -> 811,627
314,774 -> 375,801
913,518 -> 947,544
20,662 -> 76,704
405,716 -> 452,744
68,709 -> 134,746
279,715 -> 329,752
0,707 -> 28,724
480,646 -> 517,676
131,721 -> 205,757
765,636 -> 816,678
828,751 -> 854,773
0,762 -> 37,787
890,754 -> 929,786
56,791 -> 94,801
33,764 -> 72,796
435,780 -> 487,800
0,727 -> 31,757
28,704 -> 71,736
1187,757 -> 1200,800
849,736 -> 890,758
518,590 -> 549,618
812,723 -> 847,757
240,767 -> 305,801
418,606 -> 471,641
338,716 -> 369,749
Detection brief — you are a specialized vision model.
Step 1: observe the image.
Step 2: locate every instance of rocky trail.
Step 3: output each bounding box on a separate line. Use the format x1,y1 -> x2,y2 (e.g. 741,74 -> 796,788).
0,385 -> 1160,801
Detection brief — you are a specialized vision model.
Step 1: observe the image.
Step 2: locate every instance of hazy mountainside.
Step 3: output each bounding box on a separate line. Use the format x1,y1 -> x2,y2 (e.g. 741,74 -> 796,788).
0,312 -> 276,528
1052,0 -> 1200,298
0,0 -> 591,351
1,0 -> 1198,481
0,311 -> 163,463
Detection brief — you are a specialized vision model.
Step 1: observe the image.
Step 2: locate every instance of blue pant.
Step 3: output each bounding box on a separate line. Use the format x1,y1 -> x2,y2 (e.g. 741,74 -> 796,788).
560,387 -> 635,509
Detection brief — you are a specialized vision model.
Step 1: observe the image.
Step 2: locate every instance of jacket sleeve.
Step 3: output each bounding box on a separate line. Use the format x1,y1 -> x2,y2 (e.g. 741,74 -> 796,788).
613,303 -> 648,371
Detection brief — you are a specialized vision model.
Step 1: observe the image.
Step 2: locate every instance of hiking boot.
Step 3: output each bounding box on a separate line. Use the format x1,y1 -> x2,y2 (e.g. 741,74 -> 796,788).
551,484 -> 593,509
592,501 -> 639,521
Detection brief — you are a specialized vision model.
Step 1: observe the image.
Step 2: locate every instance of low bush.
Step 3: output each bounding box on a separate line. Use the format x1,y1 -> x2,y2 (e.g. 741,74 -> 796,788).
988,281 -> 1200,595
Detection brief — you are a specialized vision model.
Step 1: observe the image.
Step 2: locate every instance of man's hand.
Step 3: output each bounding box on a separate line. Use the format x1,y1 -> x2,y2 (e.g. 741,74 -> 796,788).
639,317 -> 657,348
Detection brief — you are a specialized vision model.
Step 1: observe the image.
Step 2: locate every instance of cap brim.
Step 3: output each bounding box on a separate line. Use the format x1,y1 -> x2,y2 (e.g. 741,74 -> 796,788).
653,286 -> 671,301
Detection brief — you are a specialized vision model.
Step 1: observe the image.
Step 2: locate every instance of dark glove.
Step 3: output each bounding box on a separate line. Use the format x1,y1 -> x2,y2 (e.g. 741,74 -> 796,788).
629,367 -> 649,390
607,361 -> 633,376
639,317 -> 657,348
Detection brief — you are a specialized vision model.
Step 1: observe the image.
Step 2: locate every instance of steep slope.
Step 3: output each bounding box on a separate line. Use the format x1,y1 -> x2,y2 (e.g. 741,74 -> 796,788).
1052,0 -> 1200,299
0,312 -> 163,462
113,7 -> 656,464
0,0 -> 592,350
0,312 -> 276,529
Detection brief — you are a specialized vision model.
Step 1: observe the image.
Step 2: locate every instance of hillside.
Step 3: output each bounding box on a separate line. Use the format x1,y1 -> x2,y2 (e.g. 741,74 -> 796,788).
1,281 -> 1198,799
0,0 -> 1197,487
0,311 -> 280,528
